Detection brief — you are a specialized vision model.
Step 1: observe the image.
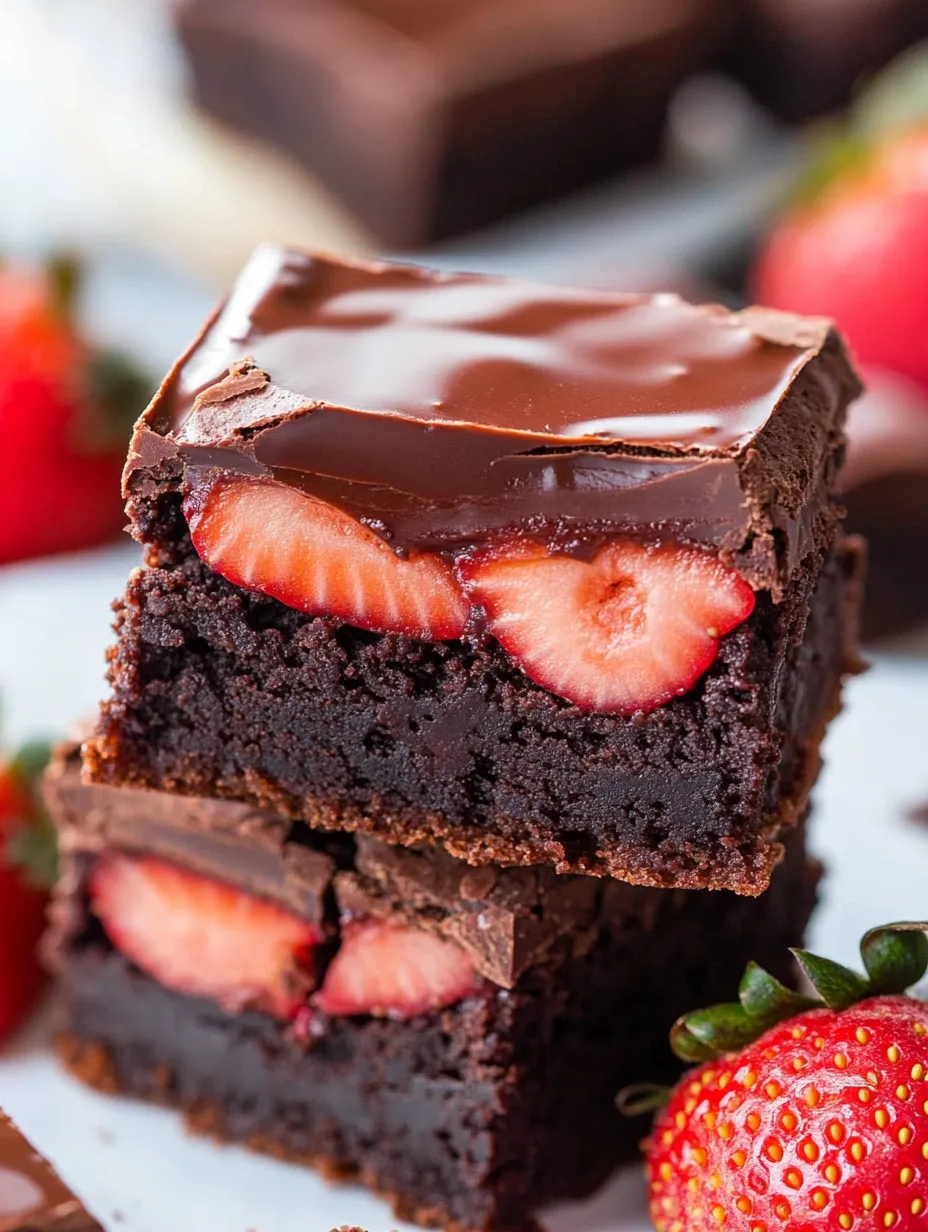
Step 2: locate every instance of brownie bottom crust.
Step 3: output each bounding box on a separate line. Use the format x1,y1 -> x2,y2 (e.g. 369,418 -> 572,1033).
55,842 -> 819,1232
86,539 -> 862,895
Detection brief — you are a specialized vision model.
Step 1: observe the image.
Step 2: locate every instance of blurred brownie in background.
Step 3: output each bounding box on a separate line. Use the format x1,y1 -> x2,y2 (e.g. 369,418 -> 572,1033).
0,1110 -> 103,1231
841,373 -> 928,642
723,0 -> 928,122
173,0 -> 721,247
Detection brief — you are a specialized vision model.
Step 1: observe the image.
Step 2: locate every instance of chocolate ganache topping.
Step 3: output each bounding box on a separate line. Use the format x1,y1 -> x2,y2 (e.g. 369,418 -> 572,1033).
127,245 -> 855,581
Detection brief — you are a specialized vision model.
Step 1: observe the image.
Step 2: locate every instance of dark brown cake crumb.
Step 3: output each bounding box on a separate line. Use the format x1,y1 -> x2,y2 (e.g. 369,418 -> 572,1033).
85,539 -> 863,895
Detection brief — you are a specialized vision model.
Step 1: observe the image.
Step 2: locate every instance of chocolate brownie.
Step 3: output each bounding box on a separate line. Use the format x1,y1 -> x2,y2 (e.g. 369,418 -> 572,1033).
85,248 -> 863,893
840,376 -> 928,642
173,0 -> 720,247
0,1110 -> 102,1231
44,745 -> 820,1232
722,0 -> 928,122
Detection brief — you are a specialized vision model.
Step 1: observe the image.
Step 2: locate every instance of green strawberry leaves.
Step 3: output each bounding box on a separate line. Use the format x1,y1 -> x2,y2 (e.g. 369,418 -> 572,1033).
854,41 -> 928,143
790,950 -> 870,1011
669,923 -> 928,1064
86,348 -> 153,447
671,962 -> 819,1064
791,42 -> 928,209
3,740 -> 58,890
861,923 -> 928,995
738,961 -> 819,1024
39,251 -> 153,451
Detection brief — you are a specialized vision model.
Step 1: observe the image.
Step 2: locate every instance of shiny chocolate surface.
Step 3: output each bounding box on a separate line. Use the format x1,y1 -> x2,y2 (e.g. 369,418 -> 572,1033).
163,245 -> 814,449
127,246 -> 849,569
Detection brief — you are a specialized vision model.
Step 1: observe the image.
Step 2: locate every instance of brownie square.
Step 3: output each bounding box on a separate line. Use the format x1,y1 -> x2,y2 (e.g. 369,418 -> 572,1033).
45,745 -> 820,1232
85,249 -> 864,893
723,0 -> 928,122
174,0 -> 721,246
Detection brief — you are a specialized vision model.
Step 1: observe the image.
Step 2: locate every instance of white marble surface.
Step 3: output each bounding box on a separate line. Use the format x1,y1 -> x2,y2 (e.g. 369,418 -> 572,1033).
1,545 -> 927,1231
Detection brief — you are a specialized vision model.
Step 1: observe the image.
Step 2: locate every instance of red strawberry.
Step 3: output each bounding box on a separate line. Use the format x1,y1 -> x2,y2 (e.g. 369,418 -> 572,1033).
0,260 -> 150,566
315,919 -> 479,1020
90,853 -> 320,1019
644,922 -> 928,1231
184,476 -> 470,640
459,540 -> 755,714
753,48 -> 928,393
0,743 -> 56,1046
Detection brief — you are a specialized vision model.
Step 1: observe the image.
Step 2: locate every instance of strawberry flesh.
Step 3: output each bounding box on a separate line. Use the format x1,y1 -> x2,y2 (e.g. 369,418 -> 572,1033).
315,919 -> 479,1020
184,477 -> 470,641
90,852 -> 319,1019
459,539 -> 755,715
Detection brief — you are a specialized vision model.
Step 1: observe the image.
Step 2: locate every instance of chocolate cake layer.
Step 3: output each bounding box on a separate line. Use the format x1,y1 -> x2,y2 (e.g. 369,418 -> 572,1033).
174,0 -> 719,247
51,831 -> 819,1232
84,538 -> 863,894
0,1111 -> 102,1231
123,246 -> 858,597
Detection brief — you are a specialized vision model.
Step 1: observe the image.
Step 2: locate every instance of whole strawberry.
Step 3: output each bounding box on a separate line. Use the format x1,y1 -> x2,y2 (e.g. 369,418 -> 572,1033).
754,49 -> 928,393
0,741 -> 57,1045
0,258 -> 149,566
647,924 -> 928,1231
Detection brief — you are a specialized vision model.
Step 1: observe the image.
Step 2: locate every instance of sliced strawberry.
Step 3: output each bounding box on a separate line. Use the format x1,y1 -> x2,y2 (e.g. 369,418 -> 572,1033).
315,920 -> 479,1020
459,540 -> 755,715
90,853 -> 319,1019
184,477 -> 469,640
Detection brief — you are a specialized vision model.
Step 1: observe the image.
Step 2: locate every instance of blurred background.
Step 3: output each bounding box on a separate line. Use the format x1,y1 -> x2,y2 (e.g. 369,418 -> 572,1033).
1,3 -> 928,1228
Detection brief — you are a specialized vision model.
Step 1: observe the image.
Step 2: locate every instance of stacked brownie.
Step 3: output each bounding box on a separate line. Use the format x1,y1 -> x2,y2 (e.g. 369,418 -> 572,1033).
47,247 -> 864,1231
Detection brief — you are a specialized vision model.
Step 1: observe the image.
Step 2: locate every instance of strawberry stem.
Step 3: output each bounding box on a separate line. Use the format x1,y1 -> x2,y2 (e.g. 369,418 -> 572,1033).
616,1084 -> 671,1117
46,255 -> 81,322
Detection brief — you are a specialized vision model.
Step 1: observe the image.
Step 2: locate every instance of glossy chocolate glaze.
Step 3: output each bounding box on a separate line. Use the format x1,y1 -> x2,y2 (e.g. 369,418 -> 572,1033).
0,1113 -> 101,1232
126,246 -> 856,580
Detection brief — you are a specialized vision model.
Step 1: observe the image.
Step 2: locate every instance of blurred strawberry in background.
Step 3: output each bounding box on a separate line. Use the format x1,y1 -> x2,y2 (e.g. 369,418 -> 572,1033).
0,739 -> 56,1045
754,46 -> 928,643
0,259 -> 150,566
754,45 -> 928,393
